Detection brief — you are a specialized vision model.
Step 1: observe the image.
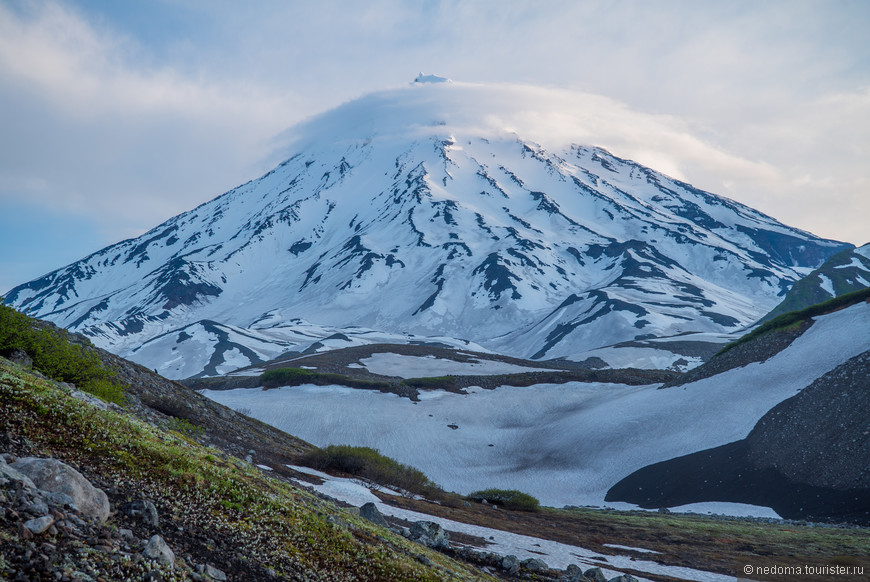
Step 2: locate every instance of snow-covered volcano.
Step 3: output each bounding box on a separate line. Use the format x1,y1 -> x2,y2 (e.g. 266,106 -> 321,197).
5,81 -> 850,377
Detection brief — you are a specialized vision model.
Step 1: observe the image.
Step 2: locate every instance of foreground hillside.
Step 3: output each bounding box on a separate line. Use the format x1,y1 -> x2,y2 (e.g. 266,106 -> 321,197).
2,306 -> 870,581
0,305 -> 489,581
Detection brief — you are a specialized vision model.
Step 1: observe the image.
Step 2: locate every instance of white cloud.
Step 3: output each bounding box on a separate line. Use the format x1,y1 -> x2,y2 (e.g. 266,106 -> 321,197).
0,1 -> 300,239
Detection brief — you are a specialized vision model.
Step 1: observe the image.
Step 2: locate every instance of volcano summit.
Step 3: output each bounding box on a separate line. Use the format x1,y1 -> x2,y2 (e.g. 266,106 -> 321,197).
5,82 -> 849,378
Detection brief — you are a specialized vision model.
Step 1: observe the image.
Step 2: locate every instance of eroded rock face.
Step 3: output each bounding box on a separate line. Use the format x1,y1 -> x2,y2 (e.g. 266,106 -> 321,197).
11,458 -> 110,522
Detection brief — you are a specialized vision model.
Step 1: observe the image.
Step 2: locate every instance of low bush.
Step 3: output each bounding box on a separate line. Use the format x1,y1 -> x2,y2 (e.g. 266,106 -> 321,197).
467,488 -> 540,511
0,302 -> 126,405
301,445 -> 436,497
260,367 -> 314,387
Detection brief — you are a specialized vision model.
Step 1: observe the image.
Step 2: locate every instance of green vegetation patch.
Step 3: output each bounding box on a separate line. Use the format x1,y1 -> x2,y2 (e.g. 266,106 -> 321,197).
0,302 -> 127,406
718,287 -> 870,356
467,489 -> 540,512
302,445 -> 438,498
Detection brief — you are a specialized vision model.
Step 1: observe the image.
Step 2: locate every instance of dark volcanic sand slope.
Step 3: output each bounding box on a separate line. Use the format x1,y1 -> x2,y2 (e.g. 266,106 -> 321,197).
607,349 -> 870,524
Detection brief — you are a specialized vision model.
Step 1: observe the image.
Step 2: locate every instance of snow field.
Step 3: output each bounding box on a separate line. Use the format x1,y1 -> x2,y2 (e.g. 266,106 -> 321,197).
203,303 -> 870,513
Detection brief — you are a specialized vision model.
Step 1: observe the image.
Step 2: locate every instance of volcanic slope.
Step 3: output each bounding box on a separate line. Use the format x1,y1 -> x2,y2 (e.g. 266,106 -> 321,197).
4,82 -> 849,378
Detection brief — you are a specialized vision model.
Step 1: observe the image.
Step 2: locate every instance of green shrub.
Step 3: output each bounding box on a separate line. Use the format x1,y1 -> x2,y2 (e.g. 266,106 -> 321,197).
467,488 -> 540,511
301,445 -> 435,497
80,378 -> 129,407
0,302 -> 127,405
401,376 -> 456,390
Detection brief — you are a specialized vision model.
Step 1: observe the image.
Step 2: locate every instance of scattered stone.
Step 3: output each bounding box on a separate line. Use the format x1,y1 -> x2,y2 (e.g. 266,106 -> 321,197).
584,567 -> 608,582
409,521 -> 449,548
202,564 -> 227,581
24,515 -> 55,535
522,557 -> 548,572
143,534 -> 175,566
25,499 -> 50,516
565,563 -> 584,581
120,499 -> 159,527
359,502 -> 388,527
607,576 -> 640,582
501,555 -> 520,574
462,501 -> 471,507
11,458 -> 110,522
119,528 -> 136,540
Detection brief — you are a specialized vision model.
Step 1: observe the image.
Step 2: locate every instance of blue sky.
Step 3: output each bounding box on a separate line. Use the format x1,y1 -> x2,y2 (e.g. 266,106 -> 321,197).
1,0 -> 869,293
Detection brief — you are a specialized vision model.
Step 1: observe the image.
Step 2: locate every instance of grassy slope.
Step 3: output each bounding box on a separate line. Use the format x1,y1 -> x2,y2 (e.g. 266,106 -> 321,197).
381,494 -> 870,582
0,358 -> 492,582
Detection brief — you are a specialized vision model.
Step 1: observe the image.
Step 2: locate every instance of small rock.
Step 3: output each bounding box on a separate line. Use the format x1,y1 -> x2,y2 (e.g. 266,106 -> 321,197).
359,502 -> 388,527
119,528 -> 136,541
565,563 -> 584,581
143,534 -> 175,566
25,499 -> 50,516
462,501 -> 471,508
522,557 -> 548,572
607,576 -> 640,582
501,555 -> 520,574
24,515 -> 54,535
202,564 -> 227,581
584,567 -> 608,582
120,499 -> 159,527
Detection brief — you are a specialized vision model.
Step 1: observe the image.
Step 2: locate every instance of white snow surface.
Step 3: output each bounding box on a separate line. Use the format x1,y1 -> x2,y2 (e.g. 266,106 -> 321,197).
669,502 -> 781,519
358,353 -> 550,378
203,303 -> 870,512
817,274 -> 835,297
287,467 -> 741,581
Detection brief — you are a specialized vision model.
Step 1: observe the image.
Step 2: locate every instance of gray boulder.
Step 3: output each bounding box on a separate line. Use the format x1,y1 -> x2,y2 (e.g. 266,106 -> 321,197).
585,567 -> 608,582
565,564 -> 584,581
0,455 -> 36,489
143,534 -> 175,565
500,555 -> 520,574
359,502 -> 388,527
11,457 -> 110,522
409,521 -> 449,548
522,557 -> 548,572
607,575 -> 640,582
